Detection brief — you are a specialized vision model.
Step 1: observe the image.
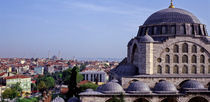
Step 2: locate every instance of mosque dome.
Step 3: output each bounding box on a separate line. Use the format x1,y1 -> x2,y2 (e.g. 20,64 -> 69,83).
144,8 -> 200,25
67,97 -> 80,102
79,89 -> 103,95
181,80 -> 205,89
126,81 -> 151,94
153,81 -> 178,94
97,80 -> 124,94
52,96 -> 65,102
112,64 -> 138,76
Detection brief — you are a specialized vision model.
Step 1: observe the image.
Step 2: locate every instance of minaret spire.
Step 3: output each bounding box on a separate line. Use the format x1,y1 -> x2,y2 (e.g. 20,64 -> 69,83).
169,0 -> 175,8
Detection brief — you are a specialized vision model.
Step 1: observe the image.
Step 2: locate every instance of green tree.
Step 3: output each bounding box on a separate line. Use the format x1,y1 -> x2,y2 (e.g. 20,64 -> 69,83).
79,82 -> 98,92
45,77 -> 55,89
66,67 -> 80,100
2,88 -> 20,99
37,81 -> 47,93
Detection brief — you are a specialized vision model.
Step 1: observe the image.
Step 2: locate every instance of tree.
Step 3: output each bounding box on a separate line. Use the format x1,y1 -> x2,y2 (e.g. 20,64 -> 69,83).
66,66 -> 80,100
45,77 -> 55,89
79,82 -> 98,92
2,88 -> 20,99
37,81 -> 47,93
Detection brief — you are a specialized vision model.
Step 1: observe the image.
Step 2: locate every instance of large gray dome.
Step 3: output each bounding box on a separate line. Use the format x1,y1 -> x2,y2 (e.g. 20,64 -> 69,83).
97,80 -> 124,94
154,81 -> 178,94
126,81 -> 151,94
181,80 -> 205,89
112,64 -> 138,76
144,8 -> 200,25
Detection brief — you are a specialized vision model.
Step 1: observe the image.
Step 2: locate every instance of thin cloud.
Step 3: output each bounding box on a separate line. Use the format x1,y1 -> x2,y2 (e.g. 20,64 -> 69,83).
63,1 -> 154,16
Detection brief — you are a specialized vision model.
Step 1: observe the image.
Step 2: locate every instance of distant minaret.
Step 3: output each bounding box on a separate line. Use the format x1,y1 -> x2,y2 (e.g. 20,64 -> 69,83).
58,51 -> 61,59
48,50 -> 50,59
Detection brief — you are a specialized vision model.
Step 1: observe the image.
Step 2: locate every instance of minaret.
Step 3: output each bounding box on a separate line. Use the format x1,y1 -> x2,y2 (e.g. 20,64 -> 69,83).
169,0 -> 175,8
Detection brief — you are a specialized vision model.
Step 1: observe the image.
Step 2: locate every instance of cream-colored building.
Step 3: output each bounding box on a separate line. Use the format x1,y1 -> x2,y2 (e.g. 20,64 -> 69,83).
5,75 -> 31,93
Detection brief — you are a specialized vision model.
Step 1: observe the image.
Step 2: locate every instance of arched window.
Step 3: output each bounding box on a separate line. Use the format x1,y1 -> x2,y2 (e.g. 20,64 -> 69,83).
192,45 -> 197,53
153,27 -> 157,35
200,65 -> 205,74
182,55 -> 188,63
191,55 -> 197,63
165,65 -> 170,74
208,65 -> 210,74
180,25 -> 185,34
157,65 -> 162,74
182,43 -> 188,53
173,55 -> 179,63
190,25 -> 194,35
131,44 -> 137,63
191,65 -> 197,74
162,26 -> 166,34
171,26 -> 176,34
173,65 -> 179,74
200,55 -> 205,63
165,55 -> 170,63
182,65 -> 188,74
173,45 -> 179,53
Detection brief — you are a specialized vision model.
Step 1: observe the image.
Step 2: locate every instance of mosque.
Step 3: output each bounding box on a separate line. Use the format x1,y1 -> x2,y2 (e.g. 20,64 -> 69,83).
79,1 -> 210,102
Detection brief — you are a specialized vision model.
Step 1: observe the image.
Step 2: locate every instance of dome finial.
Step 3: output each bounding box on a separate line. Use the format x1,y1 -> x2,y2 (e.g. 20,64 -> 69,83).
169,0 -> 175,8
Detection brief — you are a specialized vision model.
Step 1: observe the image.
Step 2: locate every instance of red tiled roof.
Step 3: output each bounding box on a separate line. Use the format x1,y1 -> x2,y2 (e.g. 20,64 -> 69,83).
5,75 -> 30,79
0,72 -> 6,76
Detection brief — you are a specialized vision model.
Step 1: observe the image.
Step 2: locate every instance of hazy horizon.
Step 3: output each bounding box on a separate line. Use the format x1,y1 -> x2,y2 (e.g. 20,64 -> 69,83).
0,0 -> 209,59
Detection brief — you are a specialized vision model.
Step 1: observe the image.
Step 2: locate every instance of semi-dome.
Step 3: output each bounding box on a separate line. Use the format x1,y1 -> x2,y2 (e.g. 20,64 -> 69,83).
97,80 -> 124,94
154,81 -> 178,94
138,34 -> 154,43
112,64 -> 138,76
144,8 -> 200,25
126,81 -> 151,94
181,80 -> 205,89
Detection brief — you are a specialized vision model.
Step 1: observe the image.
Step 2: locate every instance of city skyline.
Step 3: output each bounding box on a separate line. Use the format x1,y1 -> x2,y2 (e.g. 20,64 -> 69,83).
0,0 -> 209,59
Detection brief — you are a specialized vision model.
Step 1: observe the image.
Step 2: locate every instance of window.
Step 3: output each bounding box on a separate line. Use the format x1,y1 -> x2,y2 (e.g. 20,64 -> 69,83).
208,65 -> 210,74
182,43 -> 188,53
153,27 -> 157,34
192,45 -> 197,53
200,55 -> 205,63
182,55 -> 188,63
157,65 -> 162,74
191,65 -> 197,74
180,25 -> 185,34
131,44 -> 138,64
173,65 -> 179,74
162,26 -> 166,34
165,55 -> 170,63
173,45 -> 179,53
157,58 -> 162,63
165,65 -> 170,74
171,26 -> 176,34
165,48 -> 170,52
191,55 -> 197,63
190,25 -> 194,35
173,55 -> 179,63
182,65 -> 188,74
200,65 -> 205,74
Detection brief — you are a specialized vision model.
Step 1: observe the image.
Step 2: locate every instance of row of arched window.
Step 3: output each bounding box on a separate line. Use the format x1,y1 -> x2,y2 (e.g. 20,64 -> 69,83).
172,44 -> 203,53
157,65 -> 210,74
164,54 -> 206,63
139,24 -> 207,36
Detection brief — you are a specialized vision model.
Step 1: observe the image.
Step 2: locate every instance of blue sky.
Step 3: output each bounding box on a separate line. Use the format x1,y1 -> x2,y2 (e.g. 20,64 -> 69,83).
0,0 -> 209,59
